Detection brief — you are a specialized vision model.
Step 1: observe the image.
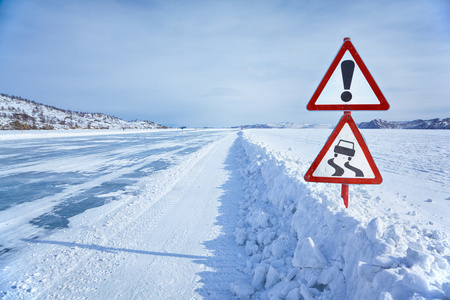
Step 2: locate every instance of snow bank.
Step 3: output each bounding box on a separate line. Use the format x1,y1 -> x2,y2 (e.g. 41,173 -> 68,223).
232,131 -> 449,299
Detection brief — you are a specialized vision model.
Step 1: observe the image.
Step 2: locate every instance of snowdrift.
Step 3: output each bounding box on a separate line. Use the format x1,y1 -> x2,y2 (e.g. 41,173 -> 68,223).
232,131 -> 450,299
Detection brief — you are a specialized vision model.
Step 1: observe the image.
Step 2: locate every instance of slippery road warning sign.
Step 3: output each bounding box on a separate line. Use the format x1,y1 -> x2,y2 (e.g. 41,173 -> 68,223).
304,37 -> 387,208
307,37 -> 389,111
304,112 -> 382,185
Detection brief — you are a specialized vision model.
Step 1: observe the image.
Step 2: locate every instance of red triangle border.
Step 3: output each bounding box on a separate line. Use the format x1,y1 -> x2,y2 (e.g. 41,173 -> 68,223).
307,38 -> 390,111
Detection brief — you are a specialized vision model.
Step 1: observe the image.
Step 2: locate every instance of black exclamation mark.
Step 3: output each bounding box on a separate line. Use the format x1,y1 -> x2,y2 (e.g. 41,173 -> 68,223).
340,60 -> 355,102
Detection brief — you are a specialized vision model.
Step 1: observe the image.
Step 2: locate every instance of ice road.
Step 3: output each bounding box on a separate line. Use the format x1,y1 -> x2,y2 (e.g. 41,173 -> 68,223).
0,128 -> 449,299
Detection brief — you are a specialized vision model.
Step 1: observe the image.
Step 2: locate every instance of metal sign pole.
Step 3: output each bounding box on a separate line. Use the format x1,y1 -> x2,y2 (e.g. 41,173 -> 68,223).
342,110 -> 350,208
341,184 -> 349,208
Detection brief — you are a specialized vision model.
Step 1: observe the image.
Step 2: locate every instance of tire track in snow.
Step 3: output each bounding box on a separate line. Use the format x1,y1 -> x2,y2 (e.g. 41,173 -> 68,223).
39,184 -> 187,299
0,147 -> 185,253
71,132 -> 244,299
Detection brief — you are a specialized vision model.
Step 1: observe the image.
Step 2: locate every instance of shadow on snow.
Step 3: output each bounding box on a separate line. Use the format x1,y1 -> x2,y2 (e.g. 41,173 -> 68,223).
194,133 -> 249,299
21,239 -> 206,260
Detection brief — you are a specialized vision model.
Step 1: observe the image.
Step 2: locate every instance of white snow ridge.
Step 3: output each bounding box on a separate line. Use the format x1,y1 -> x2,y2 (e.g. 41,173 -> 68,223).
0,128 -> 449,299
232,129 -> 449,300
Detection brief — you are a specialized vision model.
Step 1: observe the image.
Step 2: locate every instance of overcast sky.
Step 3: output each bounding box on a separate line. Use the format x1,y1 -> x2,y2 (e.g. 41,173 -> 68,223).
0,0 -> 449,127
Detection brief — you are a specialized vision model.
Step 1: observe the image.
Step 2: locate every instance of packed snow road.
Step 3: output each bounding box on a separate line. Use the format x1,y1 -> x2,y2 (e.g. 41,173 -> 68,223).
0,128 -> 449,299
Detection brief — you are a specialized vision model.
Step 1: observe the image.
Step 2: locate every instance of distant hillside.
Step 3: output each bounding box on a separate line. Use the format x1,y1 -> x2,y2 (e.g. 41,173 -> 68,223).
359,118 -> 450,129
0,94 -> 169,130
235,122 -> 333,129
235,119 -> 449,130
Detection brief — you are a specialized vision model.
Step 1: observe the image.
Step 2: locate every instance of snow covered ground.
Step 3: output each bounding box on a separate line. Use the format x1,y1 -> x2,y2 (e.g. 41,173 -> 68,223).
233,129 -> 449,299
0,128 -> 449,299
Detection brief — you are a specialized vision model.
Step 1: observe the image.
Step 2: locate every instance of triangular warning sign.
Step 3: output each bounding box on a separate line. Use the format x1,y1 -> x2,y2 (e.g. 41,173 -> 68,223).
307,38 -> 389,111
304,113 -> 382,184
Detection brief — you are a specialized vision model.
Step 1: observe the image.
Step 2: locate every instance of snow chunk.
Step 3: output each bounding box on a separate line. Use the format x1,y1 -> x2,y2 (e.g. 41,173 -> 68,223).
245,241 -> 259,256
235,228 -> 247,245
230,281 -> 255,300
358,262 -> 381,282
372,255 -> 396,269
252,265 -> 267,289
292,237 -> 327,269
378,292 -> 394,300
248,210 -> 270,229
271,242 -> 284,259
402,272 -> 430,293
366,217 -> 384,242
285,287 -> 301,300
264,266 -> 280,289
300,284 -> 316,300
406,248 -> 434,272
373,269 -> 400,291
443,282 -> 450,298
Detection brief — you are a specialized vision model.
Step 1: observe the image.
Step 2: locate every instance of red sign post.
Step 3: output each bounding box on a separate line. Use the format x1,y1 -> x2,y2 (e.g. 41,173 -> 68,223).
304,38 -> 389,208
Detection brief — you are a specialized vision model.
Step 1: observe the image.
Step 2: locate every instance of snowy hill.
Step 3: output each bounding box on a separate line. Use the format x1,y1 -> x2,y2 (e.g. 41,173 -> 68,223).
0,94 -> 169,130
359,118 -> 450,129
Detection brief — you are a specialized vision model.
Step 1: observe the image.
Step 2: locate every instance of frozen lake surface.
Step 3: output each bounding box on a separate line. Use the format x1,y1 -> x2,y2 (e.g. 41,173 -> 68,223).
0,129 -> 230,255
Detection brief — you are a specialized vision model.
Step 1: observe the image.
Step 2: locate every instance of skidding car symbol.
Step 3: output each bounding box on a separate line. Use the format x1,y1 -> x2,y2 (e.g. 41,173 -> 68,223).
334,139 -> 355,157
329,139 -> 364,177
